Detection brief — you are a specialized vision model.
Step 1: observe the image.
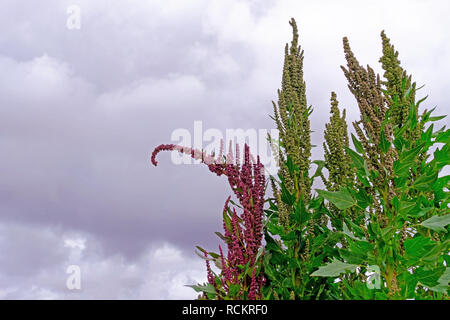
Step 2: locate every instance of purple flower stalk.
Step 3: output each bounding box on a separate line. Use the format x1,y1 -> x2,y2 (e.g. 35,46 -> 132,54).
151,141 -> 265,299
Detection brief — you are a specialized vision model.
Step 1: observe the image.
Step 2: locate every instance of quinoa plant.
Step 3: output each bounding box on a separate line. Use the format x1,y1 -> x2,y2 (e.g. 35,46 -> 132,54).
264,18 -> 449,300
263,18 -> 341,300
151,142 -> 266,299
151,18 -> 449,300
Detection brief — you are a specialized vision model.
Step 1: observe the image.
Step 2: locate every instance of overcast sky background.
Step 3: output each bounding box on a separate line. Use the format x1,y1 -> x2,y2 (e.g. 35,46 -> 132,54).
0,0 -> 449,299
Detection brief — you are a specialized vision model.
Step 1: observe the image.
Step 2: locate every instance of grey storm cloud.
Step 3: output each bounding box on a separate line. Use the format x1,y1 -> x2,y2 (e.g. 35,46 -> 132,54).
0,0 -> 449,299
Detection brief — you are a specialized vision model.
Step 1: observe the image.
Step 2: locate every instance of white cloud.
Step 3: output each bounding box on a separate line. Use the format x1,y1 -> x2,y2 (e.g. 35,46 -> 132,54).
96,74 -> 206,112
0,221 -> 206,299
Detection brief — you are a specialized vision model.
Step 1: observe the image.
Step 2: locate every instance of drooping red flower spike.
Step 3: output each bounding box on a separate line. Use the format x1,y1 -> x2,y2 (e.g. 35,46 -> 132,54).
151,141 -> 265,299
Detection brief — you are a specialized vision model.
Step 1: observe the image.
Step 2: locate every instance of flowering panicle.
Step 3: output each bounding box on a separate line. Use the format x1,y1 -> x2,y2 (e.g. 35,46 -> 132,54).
151,143 -> 218,167
322,92 -> 353,191
379,31 -> 428,169
248,268 -> 258,300
205,251 -> 215,286
341,36 -> 398,224
379,31 -> 416,131
272,18 -> 312,206
151,141 -> 265,300
341,36 -> 387,152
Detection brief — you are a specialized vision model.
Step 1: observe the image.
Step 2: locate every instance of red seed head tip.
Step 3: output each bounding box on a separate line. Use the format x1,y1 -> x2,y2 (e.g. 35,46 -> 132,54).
150,144 -> 176,167
150,148 -> 160,166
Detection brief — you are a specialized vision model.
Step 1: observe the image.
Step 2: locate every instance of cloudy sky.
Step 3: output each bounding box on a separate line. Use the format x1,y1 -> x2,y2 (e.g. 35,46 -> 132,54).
0,0 -> 449,299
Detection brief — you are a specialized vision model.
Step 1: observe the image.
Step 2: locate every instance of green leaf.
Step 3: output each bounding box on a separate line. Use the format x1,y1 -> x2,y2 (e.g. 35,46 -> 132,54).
312,160 -> 326,178
354,188 -> 372,210
265,236 -> 283,254
208,252 -> 220,259
339,249 -> 366,265
345,147 -> 364,170
316,188 -> 356,210
222,209 -> 233,233
412,172 -> 438,191
404,236 -> 430,255
421,214 -> 450,233
428,267 -> 450,294
342,222 -> 367,241
433,144 -> 450,169
433,175 -> 450,203
194,250 -> 211,260
393,143 -> 423,177
280,230 -> 297,242
343,222 -> 360,241
186,283 -> 216,295
408,101 -> 418,129
404,236 -> 435,265
398,200 -> 416,215
393,159 -> 414,177
429,115 -> 447,122
416,95 -> 428,109
255,247 -> 264,262
346,219 -> 368,240
311,259 -> 358,277
351,134 -> 364,154
228,283 -> 241,296
286,156 -> 299,174
415,266 -> 446,288
267,221 -> 283,236
432,125 -> 447,138
293,200 -> 310,225
280,182 -> 296,206
435,129 -> 450,144
263,257 -> 278,282
399,143 -> 424,163
343,279 -> 376,299
421,123 -> 434,145
214,232 -> 227,242
408,207 -> 433,218
356,172 -> 371,188
195,246 -> 207,254
379,130 -> 390,153
397,271 -> 418,298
